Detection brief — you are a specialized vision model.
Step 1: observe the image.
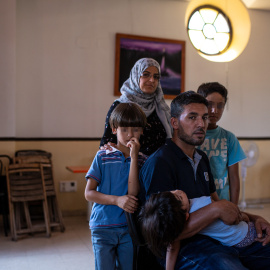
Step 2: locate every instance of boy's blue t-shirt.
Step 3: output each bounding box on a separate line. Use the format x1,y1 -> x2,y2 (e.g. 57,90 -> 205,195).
197,126 -> 246,200
85,147 -> 147,229
190,196 -> 248,246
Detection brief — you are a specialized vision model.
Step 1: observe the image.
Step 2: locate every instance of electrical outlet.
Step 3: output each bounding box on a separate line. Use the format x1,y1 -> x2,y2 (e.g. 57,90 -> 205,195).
60,181 -> 77,192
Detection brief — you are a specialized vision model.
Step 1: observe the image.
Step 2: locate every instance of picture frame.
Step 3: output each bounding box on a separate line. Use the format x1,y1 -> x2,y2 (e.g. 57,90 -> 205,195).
114,33 -> 185,99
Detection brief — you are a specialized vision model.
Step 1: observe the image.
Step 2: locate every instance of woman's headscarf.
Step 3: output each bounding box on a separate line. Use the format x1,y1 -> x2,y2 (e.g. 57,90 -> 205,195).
116,58 -> 172,138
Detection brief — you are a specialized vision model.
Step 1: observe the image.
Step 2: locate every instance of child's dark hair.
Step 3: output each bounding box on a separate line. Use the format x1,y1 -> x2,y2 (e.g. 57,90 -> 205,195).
197,82 -> 228,103
139,191 -> 187,258
109,103 -> 147,129
171,90 -> 208,118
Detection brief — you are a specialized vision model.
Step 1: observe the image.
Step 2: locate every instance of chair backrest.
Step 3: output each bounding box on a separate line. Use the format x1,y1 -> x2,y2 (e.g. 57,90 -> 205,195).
14,154 -> 56,197
6,163 -> 47,202
15,150 -> 52,159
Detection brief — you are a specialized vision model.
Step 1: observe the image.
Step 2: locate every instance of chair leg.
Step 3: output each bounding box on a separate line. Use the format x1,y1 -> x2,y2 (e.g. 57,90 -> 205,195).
24,202 -> 33,234
10,203 -> 17,241
47,196 -> 65,232
42,200 -> 51,238
14,203 -> 22,233
52,196 -> 65,232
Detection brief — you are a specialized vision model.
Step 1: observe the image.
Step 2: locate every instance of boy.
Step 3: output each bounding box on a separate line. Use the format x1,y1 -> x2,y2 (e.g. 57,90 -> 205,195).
85,103 -> 147,270
140,190 -> 262,270
197,82 -> 246,204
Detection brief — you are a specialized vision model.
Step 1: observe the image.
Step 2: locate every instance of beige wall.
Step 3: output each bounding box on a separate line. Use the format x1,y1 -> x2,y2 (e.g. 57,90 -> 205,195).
1,0 -> 270,138
1,139 -> 269,216
0,0 -> 270,215
239,140 -> 270,202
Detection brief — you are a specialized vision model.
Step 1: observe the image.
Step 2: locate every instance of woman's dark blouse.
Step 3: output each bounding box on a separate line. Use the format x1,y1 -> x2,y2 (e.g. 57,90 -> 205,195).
100,101 -> 167,156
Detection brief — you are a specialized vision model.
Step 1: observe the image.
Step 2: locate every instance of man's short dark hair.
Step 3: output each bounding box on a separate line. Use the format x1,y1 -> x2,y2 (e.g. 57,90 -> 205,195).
197,82 -> 228,103
139,192 -> 186,258
171,90 -> 208,118
109,103 -> 147,129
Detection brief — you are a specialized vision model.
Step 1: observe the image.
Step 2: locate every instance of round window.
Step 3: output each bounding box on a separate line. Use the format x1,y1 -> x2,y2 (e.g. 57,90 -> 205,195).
187,5 -> 232,56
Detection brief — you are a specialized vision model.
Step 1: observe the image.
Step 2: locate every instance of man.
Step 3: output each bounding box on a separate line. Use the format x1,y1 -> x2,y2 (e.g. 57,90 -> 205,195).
140,91 -> 270,270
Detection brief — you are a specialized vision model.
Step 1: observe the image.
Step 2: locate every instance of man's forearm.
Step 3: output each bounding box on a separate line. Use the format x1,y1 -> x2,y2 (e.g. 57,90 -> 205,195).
178,200 -> 241,240
177,203 -> 219,240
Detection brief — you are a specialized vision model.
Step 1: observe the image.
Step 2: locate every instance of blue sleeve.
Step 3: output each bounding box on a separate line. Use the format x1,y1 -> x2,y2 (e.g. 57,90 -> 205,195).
227,131 -> 246,167
85,152 -> 102,184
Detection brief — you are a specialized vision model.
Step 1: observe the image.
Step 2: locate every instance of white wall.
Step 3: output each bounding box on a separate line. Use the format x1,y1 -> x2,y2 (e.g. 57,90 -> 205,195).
0,0 -> 16,137
1,0 -> 270,138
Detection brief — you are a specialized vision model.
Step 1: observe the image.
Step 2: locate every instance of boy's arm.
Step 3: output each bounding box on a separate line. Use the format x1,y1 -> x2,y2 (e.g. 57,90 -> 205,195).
84,178 -> 138,213
228,163 -> 240,205
177,200 -> 242,240
127,137 -> 141,196
166,240 -> 180,270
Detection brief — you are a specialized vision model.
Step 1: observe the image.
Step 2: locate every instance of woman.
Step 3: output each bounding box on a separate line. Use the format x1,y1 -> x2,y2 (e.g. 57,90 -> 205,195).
100,58 -> 172,156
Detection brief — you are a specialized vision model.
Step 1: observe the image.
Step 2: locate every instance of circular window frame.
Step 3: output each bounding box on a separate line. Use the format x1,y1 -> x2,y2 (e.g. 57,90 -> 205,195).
187,5 -> 233,56
185,0 -> 251,62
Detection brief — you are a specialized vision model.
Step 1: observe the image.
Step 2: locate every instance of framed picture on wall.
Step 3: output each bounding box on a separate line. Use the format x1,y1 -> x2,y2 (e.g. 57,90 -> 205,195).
114,33 -> 185,99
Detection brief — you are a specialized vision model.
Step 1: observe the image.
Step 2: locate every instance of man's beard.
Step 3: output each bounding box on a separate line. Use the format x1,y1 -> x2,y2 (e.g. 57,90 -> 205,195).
177,123 -> 205,146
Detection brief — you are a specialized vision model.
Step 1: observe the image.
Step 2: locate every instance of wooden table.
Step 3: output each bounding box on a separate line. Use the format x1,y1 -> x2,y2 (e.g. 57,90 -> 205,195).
66,166 -> 89,173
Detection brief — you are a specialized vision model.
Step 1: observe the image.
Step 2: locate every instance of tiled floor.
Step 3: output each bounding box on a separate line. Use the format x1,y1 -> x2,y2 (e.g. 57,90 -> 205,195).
0,216 -> 95,270
0,204 -> 270,270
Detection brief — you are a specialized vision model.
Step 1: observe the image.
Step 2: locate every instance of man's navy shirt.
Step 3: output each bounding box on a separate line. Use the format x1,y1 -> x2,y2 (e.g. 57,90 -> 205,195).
139,139 -> 216,202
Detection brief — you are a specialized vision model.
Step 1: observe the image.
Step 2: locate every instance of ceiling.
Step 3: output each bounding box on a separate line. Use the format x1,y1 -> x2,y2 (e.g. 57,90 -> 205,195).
179,0 -> 270,11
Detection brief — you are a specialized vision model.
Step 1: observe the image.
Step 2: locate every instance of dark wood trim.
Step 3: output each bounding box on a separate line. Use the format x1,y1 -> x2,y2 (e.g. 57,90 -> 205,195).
238,137 -> 270,140
1,137 -> 270,141
0,137 -> 101,141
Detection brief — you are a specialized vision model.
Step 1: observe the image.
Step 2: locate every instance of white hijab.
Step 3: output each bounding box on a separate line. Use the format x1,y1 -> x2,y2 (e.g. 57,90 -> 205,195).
116,58 -> 172,138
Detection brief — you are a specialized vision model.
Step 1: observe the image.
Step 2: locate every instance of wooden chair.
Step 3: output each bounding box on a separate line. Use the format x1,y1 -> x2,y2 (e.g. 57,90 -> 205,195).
6,163 -> 51,241
14,150 -> 65,232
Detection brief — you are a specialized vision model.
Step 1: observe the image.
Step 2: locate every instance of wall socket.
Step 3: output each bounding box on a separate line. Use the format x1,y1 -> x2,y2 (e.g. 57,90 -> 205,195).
60,181 -> 77,192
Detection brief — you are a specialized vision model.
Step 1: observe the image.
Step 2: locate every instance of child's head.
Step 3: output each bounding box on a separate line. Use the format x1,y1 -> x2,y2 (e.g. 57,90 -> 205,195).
109,103 -> 147,129
197,82 -> 228,128
197,82 -> 228,103
109,103 -> 147,147
139,190 -> 189,258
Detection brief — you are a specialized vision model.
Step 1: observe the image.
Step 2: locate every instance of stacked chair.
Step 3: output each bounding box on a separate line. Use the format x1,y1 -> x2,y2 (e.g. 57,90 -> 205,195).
5,150 -> 65,241
6,163 -> 51,241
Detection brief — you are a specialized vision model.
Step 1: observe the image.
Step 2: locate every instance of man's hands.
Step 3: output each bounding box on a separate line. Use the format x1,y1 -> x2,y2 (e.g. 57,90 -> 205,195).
213,199 -> 243,225
116,195 -> 138,213
215,201 -> 270,245
249,215 -> 270,246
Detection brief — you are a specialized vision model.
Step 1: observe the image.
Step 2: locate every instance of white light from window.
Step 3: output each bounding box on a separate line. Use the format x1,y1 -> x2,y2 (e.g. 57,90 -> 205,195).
187,6 -> 232,55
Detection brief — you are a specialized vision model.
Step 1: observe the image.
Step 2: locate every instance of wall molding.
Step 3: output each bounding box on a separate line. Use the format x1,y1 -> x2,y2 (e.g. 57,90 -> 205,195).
1,137 -> 270,141
0,137 -> 101,141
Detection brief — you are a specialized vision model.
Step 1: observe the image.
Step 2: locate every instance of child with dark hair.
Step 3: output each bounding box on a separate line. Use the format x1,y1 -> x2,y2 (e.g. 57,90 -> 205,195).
139,191 -> 187,258
140,190 -> 261,270
85,103 -> 148,270
197,82 -> 246,204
